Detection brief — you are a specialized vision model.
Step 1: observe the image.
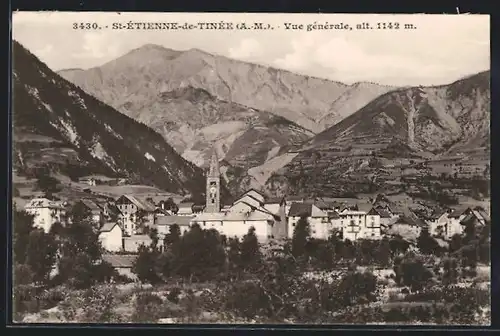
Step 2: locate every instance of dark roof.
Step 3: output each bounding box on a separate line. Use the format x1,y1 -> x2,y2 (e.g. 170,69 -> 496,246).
327,211 -> 340,219
156,215 -> 193,226
460,213 -> 476,226
395,210 -> 427,228
477,210 -> 490,223
102,254 -> 136,268
428,209 -> 448,220
449,206 -> 471,218
357,203 -> 373,213
314,200 -> 334,210
288,202 -> 312,217
264,197 -> 285,205
192,204 -> 206,211
374,208 -> 392,218
99,222 -> 120,232
367,208 -> 381,216
116,195 -> 156,212
179,202 -> 194,208
80,199 -> 102,212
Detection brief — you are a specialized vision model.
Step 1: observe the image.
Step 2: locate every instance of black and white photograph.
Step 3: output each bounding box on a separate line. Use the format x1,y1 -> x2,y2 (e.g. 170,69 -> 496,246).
11,12 -> 490,325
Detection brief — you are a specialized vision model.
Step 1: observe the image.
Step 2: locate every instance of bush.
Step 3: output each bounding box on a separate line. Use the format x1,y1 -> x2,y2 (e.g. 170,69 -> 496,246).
167,287 -> 182,304
132,292 -> 164,323
37,286 -> 68,310
79,286 -> 119,323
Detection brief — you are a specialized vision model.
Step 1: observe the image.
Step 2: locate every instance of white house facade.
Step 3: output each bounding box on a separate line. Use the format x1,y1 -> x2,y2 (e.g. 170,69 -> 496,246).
99,222 -> 123,252
24,198 -> 66,233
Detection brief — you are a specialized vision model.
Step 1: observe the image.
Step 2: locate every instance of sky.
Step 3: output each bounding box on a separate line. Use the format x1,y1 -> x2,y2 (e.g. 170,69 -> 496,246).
12,12 -> 490,86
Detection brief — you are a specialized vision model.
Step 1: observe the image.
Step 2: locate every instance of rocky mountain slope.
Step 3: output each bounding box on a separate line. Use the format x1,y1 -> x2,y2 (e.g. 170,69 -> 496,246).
12,41 -> 213,198
265,70 -> 491,197
58,44 -> 393,134
120,85 -> 314,169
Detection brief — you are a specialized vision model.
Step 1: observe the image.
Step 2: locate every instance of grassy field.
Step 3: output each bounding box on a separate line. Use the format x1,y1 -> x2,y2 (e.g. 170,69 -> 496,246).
13,169 -> 185,205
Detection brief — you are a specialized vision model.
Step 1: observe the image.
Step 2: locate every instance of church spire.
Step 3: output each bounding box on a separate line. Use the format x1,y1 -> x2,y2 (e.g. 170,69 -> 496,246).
205,147 -> 221,213
208,148 -> 220,177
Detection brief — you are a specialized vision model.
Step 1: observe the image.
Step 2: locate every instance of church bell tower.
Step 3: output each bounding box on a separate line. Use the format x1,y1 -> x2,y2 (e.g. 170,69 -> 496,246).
205,149 -> 221,213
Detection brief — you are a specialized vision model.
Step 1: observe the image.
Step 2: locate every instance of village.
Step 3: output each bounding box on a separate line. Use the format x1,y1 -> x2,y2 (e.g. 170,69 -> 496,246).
21,150 -> 491,281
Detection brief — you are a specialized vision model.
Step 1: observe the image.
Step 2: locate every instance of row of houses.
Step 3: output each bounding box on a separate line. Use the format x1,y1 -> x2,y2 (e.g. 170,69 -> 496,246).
22,189 -> 490,256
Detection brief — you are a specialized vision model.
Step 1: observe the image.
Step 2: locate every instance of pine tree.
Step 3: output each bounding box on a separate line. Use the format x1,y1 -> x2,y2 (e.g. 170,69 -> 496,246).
132,244 -> 162,284
164,224 -> 181,248
291,215 -> 310,258
56,206 -> 106,289
240,226 -> 261,271
417,227 -> 440,255
13,209 -> 35,265
26,228 -> 58,284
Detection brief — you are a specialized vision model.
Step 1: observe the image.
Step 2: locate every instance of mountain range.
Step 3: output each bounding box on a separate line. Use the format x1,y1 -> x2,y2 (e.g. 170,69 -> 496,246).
264,70 -> 490,197
57,44 -> 397,194
12,41 -> 218,198
23,42 -> 489,198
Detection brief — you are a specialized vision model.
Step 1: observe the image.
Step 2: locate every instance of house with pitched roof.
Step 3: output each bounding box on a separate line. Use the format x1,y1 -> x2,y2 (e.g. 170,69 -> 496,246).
363,208 -> 383,240
178,202 -> 195,216
427,210 -> 450,239
76,199 -> 104,224
388,210 -> 427,242
24,197 -> 66,233
102,254 -> 137,281
338,209 -> 368,241
447,206 -> 473,238
460,207 -> 490,237
115,195 -> 156,235
287,202 -> 332,240
99,222 -> 123,252
192,208 -> 278,242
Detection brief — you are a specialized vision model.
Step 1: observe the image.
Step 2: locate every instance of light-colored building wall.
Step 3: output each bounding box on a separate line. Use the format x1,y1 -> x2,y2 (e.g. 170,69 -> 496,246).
428,213 -> 449,238
339,211 -> 366,241
309,217 -> 331,240
123,236 -> 154,253
25,206 -> 64,233
363,214 -> 382,240
447,217 -> 466,238
288,216 -> 332,240
99,225 -> 123,252
194,218 -> 272,242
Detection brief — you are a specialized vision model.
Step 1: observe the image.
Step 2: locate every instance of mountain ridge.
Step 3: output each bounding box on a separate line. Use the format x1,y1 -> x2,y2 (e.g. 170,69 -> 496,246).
12,40 -> 224,199
57,43 -> 395,133
264,70 -> 490,197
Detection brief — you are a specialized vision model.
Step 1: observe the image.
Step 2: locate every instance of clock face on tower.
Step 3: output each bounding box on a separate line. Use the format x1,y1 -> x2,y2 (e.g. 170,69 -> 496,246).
210,186 -> 217,195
